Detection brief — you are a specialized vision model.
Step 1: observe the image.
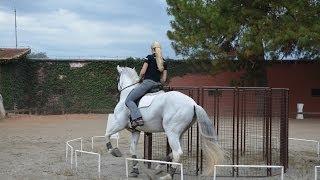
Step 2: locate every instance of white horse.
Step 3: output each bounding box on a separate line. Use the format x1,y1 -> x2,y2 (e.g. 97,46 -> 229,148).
105,66 -> 224,179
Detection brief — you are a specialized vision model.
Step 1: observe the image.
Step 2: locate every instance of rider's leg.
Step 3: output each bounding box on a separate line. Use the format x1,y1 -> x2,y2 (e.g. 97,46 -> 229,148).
125,79 -> 158,127
129,131 -> 141,177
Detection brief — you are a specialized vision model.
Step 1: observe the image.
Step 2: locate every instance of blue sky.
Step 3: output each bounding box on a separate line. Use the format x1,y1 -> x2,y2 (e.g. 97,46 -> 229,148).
0,0 -> 178,58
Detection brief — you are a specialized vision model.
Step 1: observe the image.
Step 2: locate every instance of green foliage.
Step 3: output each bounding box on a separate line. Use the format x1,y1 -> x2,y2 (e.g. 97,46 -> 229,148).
166,0 -> 320,60
27,52 -> 48,58
0,58 -> 271,114
0,60 -> 145,114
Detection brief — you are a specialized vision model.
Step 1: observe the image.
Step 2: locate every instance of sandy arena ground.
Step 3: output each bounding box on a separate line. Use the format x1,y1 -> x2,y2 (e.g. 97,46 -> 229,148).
0,114 -> 319,180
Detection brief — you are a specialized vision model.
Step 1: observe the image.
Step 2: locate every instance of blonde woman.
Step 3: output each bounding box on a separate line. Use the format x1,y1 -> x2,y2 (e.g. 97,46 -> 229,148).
125,41 -> 168,128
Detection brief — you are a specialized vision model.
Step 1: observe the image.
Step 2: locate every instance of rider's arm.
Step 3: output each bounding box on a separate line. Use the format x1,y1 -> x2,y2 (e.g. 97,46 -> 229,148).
160,61 -> 167,84
161,70 -> 167,84
140,62 -> 148,79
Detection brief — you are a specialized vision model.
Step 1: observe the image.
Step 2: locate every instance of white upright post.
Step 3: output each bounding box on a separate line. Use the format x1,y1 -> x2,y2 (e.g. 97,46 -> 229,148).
296,103 -> 304,119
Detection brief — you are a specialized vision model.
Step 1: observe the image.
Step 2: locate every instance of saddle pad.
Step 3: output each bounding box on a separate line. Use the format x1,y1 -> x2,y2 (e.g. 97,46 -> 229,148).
138,91 -> 164,108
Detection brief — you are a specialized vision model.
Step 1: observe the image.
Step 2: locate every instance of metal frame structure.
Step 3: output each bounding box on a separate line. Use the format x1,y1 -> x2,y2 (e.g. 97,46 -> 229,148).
144,86 -> 289,177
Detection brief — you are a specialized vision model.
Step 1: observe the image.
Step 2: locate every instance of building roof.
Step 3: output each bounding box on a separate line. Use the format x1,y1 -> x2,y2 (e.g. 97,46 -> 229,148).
0,48 -> 31,63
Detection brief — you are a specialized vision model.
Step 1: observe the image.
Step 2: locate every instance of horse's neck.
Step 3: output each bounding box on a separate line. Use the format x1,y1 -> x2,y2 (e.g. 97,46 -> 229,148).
119,84 -> 139,102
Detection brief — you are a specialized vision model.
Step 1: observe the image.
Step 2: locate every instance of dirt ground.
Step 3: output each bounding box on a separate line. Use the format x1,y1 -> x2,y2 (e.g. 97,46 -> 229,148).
0,114 -> 319,180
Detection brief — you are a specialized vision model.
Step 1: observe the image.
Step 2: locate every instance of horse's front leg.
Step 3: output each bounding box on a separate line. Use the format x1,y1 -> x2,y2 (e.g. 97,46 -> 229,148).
105,133 -> 122,157
129,130 -> 141,177
105,113 -> 127,157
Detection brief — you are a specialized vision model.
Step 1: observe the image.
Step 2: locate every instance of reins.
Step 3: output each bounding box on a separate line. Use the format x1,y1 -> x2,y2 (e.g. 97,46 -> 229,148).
119,82 -> 139,93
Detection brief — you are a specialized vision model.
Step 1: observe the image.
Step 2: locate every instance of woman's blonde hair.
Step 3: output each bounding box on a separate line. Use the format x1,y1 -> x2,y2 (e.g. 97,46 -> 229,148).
151,41 -> 164,72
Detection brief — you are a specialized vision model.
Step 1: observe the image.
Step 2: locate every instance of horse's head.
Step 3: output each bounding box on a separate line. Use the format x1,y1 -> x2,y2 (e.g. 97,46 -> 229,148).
116,65 -> 140,91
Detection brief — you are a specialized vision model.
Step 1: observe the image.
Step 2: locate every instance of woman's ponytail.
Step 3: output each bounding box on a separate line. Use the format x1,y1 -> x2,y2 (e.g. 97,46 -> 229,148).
151,41 -> 164,72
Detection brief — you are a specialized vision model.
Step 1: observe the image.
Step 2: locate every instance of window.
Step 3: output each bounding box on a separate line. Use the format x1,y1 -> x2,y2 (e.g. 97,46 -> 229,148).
311,89 -> 320,97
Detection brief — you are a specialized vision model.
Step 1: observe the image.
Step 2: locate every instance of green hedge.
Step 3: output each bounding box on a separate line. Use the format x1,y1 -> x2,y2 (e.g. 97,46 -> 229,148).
0,58 -> 264,114
0,59 -> 207,114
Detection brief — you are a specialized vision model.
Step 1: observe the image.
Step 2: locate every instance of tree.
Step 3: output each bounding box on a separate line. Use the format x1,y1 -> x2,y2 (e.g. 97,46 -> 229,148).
166,0 -> 320,85
27,52 -> 48,58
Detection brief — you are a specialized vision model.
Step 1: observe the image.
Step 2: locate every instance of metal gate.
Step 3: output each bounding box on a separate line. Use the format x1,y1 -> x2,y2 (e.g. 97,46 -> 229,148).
144,86 -> 289,177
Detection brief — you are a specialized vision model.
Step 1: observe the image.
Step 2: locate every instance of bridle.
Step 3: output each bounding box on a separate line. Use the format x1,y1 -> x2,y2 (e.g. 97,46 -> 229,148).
117,74 -> 140,93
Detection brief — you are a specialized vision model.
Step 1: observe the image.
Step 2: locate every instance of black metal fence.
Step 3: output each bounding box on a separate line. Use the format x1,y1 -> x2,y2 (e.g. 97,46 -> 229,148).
144,86 -> 289,177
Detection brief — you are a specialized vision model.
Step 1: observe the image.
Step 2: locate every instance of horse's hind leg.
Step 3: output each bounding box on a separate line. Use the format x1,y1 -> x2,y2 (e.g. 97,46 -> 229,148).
160,134 -> 183,180
129,130 -> 140,177
155,153 -> 173,174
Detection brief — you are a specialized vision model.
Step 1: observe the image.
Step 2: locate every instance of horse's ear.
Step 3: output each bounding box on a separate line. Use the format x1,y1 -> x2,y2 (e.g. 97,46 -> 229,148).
117,65 -> 122,73
133,67 -> 136,71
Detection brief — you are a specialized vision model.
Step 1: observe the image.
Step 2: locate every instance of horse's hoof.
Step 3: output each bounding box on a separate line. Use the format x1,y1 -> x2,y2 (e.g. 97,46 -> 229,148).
154,167 -> 164,175
128,172 -> 139,177
159,174 -> 172,180
141,167 -> 157,180
128,168 -> 139,177
110,147 -> 122,157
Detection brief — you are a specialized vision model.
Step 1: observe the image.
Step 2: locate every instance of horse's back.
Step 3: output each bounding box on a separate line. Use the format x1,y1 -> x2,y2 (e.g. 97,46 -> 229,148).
163,91 -> 197,106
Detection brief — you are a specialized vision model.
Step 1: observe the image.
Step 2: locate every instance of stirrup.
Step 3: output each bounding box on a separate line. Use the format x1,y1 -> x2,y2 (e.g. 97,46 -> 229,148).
131,118 -> 144,128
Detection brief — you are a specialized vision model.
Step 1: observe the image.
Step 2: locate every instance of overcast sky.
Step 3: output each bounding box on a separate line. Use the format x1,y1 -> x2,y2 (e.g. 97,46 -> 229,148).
0,0 -> 178,58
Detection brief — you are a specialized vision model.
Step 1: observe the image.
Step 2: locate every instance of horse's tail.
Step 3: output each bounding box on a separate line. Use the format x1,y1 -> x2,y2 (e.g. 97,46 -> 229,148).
195,105 -> 224,175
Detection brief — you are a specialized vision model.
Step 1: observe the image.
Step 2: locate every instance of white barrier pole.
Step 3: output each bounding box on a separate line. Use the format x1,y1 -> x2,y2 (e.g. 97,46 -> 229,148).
66,137 -> 83,168
317,142 -> 320,157
71,146 -> 73,168
125,158 -> 183,180
125,158 -> 129,178
316,166 -> 319,180
289,137 -> 320,156
75,150 -> 101,179
65,144 -> 68,163
213,166 -> 217,180
213,165 -> 284,180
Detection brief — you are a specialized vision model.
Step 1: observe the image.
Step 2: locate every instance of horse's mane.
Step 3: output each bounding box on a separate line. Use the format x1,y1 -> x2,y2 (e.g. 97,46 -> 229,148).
122,67 -> 140,82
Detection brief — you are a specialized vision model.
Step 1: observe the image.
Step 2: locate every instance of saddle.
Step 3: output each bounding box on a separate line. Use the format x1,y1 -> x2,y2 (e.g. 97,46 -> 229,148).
137,84 -> 164,108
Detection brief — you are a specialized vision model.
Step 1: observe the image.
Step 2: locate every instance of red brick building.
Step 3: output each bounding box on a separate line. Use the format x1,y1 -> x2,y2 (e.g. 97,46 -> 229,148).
169,61 -> 320,117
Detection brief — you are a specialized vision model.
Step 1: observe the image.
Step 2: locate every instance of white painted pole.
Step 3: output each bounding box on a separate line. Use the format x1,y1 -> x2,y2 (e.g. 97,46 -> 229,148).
125,158 -> 129,178
75,150 -> 78,171
91,137 -> 94,150
65,144 -> 68,162
213,166 -> 217,180
180,164 -> 183,180
80,139 -> 83,155
317,142 -> 320,157
98,154 -> 101,179
71,147 -> 73,169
